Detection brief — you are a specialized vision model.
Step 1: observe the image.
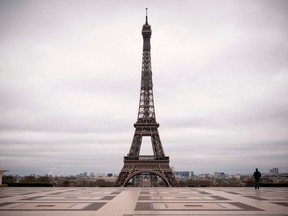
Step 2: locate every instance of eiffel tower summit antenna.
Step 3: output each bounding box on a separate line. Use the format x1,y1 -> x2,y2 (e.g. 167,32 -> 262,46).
145,8 -> 148,24
114,10 -> 179,187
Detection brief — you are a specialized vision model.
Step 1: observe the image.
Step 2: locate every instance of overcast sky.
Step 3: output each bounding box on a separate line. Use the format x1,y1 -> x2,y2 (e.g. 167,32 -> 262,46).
0,0 -> 288,176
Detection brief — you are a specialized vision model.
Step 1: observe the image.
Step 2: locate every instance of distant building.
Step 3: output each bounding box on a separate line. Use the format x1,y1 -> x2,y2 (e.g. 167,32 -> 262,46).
0,170 -> 8,185
269,168 -> 279,175
174,171 -> 194,178
214,172 -> 227,178
198,174 -> 211,178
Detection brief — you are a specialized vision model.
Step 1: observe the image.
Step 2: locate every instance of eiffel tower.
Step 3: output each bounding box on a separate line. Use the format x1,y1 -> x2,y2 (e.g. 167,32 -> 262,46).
114,9 -> 179,187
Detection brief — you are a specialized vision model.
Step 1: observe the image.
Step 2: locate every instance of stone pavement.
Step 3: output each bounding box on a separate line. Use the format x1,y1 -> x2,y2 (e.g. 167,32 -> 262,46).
0,187 -> 287,216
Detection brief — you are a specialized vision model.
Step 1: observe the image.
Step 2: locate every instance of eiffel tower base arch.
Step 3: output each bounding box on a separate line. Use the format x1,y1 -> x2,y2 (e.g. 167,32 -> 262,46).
114,156 -> 179,187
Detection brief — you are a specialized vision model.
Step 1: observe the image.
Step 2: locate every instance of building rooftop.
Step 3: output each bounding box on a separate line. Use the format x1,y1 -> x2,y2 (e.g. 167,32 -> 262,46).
0,187 -> 287,215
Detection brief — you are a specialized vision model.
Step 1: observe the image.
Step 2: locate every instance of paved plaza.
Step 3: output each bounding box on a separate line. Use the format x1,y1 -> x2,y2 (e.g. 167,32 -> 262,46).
0,187 -> 287,216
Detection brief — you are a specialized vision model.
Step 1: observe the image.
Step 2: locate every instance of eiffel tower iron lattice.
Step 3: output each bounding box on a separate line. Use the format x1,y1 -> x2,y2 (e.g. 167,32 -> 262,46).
114,9 -> 179,187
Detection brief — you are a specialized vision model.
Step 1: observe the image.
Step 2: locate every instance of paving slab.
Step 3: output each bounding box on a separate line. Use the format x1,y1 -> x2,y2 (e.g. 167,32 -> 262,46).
0,187 -> 287,215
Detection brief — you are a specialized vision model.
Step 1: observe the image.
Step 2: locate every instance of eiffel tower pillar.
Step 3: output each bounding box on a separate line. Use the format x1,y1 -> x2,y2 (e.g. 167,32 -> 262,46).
114,9 -> 179,187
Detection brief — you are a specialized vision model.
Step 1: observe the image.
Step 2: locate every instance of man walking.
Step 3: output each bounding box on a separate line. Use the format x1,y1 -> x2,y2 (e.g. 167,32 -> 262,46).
253,168 -> 261,189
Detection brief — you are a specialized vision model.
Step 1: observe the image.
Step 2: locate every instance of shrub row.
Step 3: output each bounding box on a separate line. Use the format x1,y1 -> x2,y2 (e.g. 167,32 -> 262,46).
8,182 -> 53,187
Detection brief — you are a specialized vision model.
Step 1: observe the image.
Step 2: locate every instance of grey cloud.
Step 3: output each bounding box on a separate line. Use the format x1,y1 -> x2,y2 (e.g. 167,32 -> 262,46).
0,115 -> 132,133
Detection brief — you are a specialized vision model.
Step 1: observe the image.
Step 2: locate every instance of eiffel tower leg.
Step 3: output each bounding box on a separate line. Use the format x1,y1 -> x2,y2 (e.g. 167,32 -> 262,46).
114,166 -> 130,187
164,172 -> 179,187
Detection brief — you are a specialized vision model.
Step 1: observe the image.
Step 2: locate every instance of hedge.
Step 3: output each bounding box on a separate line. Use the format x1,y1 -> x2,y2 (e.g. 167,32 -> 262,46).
7,182 -> 53,187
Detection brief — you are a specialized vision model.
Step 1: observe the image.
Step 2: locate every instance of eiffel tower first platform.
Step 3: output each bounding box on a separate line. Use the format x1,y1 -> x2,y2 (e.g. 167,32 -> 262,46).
114,10 -> 179,187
